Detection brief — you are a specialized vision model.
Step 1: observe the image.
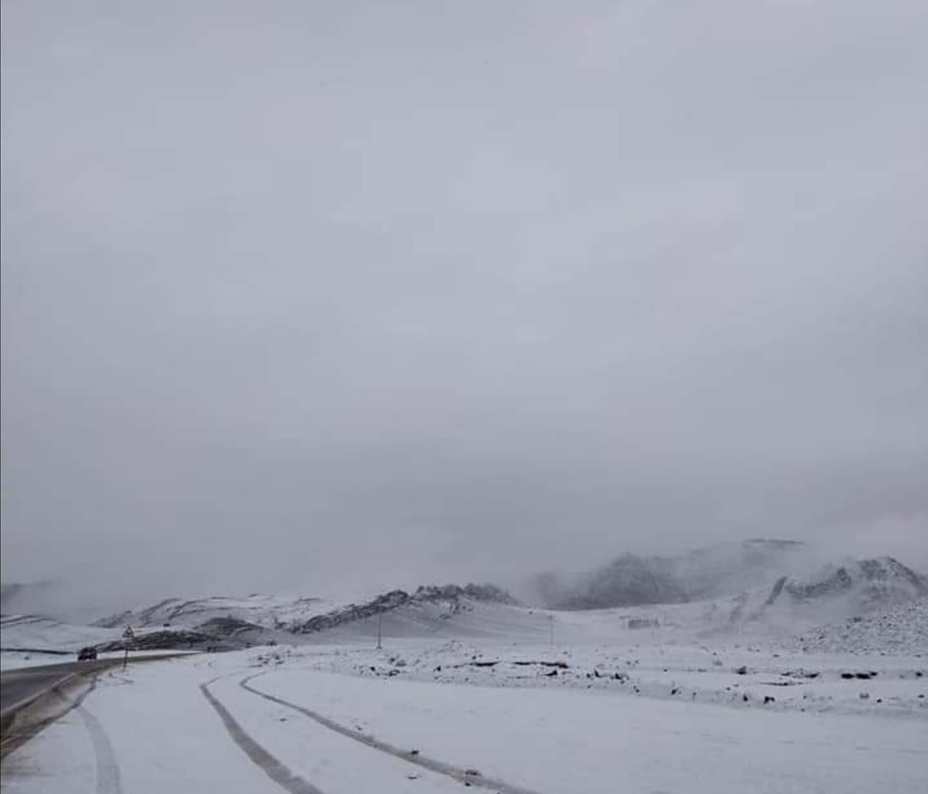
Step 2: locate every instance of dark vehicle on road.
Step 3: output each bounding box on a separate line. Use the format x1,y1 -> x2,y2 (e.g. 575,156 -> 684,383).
77,646 -> 98,661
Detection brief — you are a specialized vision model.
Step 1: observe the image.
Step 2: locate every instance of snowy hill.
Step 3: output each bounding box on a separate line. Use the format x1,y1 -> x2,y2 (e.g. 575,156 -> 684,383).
792,595 -> 928,655
7,555 -> 926,655
0,614 -> 124,653
85,584 -> 522,650
544,539 -> 808,609
755,556 -> 928,627
533,542 -> 927,624
659,555 -> 928,638
88,594 -> 350,652
95,584 -> 515,633
94,594 -> 338,632
510,555 -> 928,648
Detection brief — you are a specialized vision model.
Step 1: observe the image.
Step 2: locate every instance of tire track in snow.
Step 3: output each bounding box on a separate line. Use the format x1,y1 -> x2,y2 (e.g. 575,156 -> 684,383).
240,673 -> 548,794
47,677 -> 122,794
200,680 -> 325,794
75,704 -> 122,794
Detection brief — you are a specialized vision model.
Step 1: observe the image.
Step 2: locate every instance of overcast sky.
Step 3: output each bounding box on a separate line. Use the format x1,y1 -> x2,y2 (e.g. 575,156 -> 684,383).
2,0 -> 927,613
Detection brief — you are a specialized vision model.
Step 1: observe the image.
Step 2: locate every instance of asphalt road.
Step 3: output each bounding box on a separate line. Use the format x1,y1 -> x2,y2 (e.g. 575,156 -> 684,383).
0,660 -> 108,714
1,653 -> 190,718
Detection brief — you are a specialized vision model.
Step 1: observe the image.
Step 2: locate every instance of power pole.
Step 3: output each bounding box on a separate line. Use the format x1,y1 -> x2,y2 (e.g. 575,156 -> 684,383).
376,611 -> 383,650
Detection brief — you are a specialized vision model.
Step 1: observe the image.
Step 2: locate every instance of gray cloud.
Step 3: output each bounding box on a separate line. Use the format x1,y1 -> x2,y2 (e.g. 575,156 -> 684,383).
2,0 -> 927,614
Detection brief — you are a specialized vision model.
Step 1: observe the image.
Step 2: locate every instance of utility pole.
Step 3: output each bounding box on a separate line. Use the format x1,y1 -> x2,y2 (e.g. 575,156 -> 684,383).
376,611 -> 383,650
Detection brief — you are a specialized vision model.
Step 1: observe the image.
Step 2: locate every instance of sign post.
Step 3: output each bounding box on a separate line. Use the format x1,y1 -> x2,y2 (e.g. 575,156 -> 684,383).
122,625 -> 135,670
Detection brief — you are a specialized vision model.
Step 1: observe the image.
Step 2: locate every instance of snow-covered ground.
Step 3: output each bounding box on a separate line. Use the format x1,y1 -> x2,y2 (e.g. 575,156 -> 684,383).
3,635 -> 926,794
790,596 -> 928,655
266,639 -> 928,719
3,592 -> 927,792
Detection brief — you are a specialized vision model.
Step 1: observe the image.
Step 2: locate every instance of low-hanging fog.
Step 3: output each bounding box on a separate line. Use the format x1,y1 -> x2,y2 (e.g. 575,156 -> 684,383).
2,1 -> 927,618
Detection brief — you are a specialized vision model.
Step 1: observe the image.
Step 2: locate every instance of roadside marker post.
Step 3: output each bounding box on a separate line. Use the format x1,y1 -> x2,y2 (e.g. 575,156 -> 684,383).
122,625 -> 135,670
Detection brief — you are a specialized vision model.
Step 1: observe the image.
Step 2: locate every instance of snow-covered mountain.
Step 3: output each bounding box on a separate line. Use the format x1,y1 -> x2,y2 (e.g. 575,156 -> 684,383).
7,547 -> 925,656
541,539 -> 807,609
657,555 -> 928,637
83,584 -> 520,651
288,584 -> 517,634
766,556 -> 928,617
94,594 -> 336,632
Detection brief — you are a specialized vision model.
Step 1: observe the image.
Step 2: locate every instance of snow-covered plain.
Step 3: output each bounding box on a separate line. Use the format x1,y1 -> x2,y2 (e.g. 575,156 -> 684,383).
3,609 -> 926,794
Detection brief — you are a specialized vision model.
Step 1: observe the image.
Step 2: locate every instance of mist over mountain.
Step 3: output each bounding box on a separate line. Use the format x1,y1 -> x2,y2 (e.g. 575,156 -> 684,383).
530,539 -> 801,609
5,536 -> 926,651
528,539 -> 927,615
